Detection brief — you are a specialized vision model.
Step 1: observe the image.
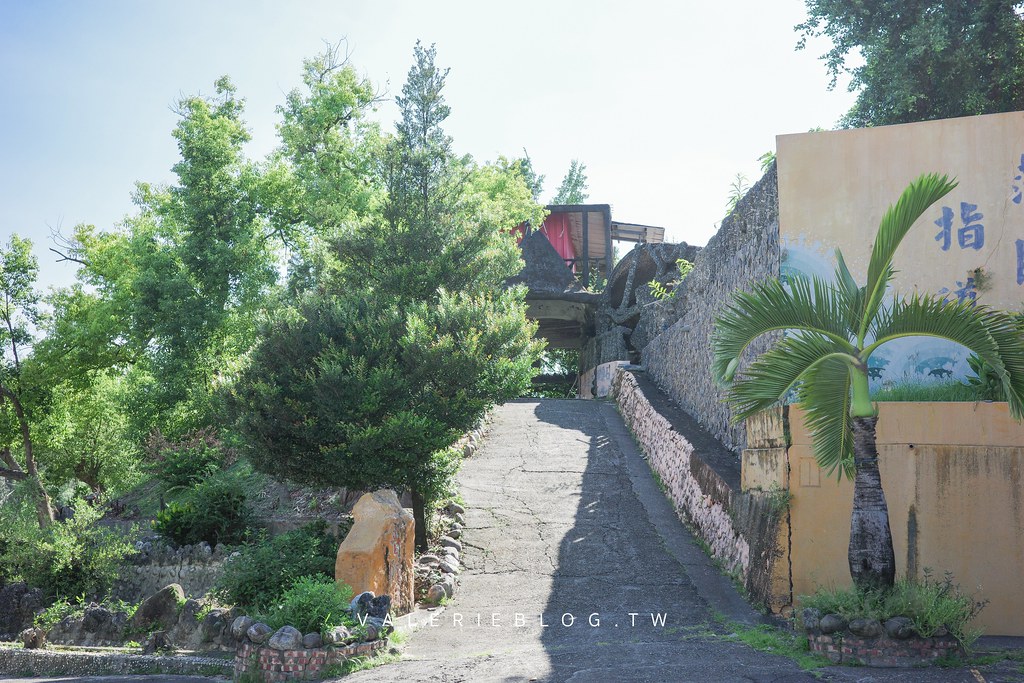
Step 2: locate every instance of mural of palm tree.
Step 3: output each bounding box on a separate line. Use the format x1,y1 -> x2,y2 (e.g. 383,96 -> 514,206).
712,173 -> 1024,590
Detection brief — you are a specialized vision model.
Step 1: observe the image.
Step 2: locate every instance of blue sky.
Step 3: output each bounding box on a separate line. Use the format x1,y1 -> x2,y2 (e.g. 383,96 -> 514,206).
0,1 -> 856,289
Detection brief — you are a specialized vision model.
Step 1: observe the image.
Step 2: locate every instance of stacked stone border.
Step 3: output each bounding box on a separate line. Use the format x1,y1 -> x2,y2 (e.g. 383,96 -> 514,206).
0,646 -> 232,678
807,632 -> 961,667
234,640 -> 386,682
611,368 -> 786,609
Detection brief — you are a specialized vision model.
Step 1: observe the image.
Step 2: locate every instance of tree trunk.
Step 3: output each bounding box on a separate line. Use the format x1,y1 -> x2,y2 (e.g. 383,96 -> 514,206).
848,416 -> 896,590
411,486 -> 428,553
0,385 -> 55,527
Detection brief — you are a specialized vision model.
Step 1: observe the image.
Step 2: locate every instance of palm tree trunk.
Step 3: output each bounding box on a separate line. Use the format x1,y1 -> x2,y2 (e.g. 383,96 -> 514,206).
848,416 -> 895,590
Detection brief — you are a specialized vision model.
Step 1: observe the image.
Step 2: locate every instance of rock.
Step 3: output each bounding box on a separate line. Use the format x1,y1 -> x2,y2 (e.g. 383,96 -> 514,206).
363,616 -> 385,641
267,625 -> 303,651
303,632 -> 323,649
0,583 -> 43,638
426,584 -> 446,604
819,614 -> 847,634
179,598 -> 204,625
440,574 -> 456,597
884,616 -> 916,639
231,616 -> 254,640
368,595 -> 391,619
849,618 -> 883,638
453,512 -> 466,526
142,630 -> 174,654
247,622 -> 273,644
440,546 -> 459,559
801,608 -> 821,631
438,557 -> 459,574
417,554 -> 441,566
350,591 -> 374,618
933,626 -> 949,638
81,604 -> 114,633
447,502 -> 466,515
130,584 -> 185,632
199,608 -> 232,645
19,627 -> 46,649
336,490 -> 415,615
448,526 -> 462,539
324,625 -> 351,645
439,536 -> 462,552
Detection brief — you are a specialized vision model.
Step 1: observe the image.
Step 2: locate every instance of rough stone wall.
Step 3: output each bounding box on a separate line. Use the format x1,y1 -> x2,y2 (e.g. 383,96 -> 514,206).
111,541 -> 230,602
640,164 -> 781,452
612,369 -> 784,608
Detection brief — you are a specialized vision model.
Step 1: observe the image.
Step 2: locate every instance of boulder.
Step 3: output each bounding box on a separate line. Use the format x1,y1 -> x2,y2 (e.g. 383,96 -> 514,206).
267,625 -> 303,651
447,502 -> 466,516
350,591 -> 374,618
246,622 -> 273,644
303,632 -> 323,649
884,616 -> 916,639
448,526 -> 462,539
849,618 -> 883,638
426,584 -> 446,604
801,608 -> 821,631
335,490 -> 415,615
368,595 -> 391,619
0,583 -> 43,638
19,627 -> 46,649
324,625 -> 351,646
417,554 -> 441,566
130,584 -> 184,632
142,630 -> 174,654
819,614 -> 847,634
438,557 -> 459,574
231,616 -> 254,640
439,536 -> 462,552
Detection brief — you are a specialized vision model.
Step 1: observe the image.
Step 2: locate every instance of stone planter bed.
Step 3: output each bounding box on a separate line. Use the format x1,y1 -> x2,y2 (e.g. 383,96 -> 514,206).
234,639 -> 386,682
803,610 -> 962,667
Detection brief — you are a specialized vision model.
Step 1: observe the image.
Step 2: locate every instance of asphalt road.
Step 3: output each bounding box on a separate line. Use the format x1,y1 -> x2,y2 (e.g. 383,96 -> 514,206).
7,399 -> 1022,682
339,399 -> 1024,683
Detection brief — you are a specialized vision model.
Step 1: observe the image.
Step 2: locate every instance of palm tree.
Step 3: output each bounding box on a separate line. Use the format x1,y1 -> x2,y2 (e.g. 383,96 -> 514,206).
712,173 -> 1024,590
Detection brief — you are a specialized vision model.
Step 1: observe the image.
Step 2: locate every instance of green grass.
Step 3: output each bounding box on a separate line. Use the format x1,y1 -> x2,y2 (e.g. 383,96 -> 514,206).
800,570 -> 987,650
695,613 -> 827,671
871,380 -> 983,402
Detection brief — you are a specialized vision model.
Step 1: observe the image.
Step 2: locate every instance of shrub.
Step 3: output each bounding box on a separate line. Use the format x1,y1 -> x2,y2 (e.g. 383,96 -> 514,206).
152,473 -> 253,546
147,428 -> 228,492
800,569 -> 987,648
0,490 -> 137,601
261,576 -> 354,635
214,521 -> 339,610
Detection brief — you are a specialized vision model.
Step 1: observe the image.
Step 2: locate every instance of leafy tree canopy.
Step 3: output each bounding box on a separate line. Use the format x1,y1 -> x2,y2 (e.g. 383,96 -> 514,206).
797,0 -> 1024,127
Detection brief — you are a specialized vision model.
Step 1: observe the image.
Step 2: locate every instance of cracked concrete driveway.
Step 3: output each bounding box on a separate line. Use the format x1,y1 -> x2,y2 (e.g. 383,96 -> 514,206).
341,399 -> 1020,683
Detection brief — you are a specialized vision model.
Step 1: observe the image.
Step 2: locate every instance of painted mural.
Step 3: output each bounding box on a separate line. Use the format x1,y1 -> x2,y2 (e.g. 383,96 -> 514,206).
777,111 -> 1024,392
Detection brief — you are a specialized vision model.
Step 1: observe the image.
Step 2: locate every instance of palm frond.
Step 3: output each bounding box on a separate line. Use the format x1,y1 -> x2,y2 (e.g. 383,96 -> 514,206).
726,332 -> 856,421
861,173 -> 957,342
982,313 -> 1024,419
834,248 -> 866,333
797,355 -> 855,480
712,276 -> 855,383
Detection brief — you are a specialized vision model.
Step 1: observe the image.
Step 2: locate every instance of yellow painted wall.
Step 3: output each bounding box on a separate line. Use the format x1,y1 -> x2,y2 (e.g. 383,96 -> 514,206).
777,111 -> 1024,311
785,402 -> 1024,636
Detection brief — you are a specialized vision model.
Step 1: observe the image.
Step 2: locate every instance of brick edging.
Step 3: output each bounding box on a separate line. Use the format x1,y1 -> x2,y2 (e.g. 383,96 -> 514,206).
234,639 -> 387,681
808,632 -> 962,667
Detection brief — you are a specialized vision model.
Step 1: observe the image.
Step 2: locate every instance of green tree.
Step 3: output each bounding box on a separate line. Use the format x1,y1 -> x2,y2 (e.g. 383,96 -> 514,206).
233,42 -> 544,551
712,173 -> 1024,589
61,78 -> 285,438
797,0 -> 1024,127
551,159 -> 588,204
0,235 -> 55,526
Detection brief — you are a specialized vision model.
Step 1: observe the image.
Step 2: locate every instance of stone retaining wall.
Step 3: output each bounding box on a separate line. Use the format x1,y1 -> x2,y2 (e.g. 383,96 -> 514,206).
234,640 -> 386,682
640,164 -> 781,453
0,646 -> 231,678
111,541 -> 230,602
612,368 -> 787,609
